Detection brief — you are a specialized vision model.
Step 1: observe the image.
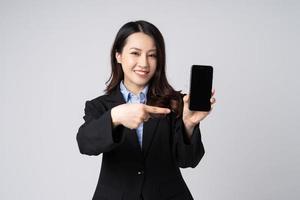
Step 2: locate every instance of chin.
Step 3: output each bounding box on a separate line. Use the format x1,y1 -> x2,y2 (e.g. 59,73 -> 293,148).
135,79 -> 150,86
136,82 -> 148,88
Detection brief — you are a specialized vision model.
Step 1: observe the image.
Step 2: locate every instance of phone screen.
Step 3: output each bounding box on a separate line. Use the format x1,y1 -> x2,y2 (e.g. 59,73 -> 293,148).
189,65 -> 213,111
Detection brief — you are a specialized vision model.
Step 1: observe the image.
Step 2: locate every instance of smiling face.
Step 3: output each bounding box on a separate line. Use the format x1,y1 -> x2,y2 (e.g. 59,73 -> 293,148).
116,32 -> 157,94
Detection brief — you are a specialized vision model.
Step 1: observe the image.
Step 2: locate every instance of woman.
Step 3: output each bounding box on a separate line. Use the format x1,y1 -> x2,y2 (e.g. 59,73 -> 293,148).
77,20 -> 216,200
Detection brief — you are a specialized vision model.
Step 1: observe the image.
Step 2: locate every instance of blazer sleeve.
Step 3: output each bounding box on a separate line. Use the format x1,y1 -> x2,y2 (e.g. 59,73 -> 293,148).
172,113 -> 205,168
76,100 -> 125,156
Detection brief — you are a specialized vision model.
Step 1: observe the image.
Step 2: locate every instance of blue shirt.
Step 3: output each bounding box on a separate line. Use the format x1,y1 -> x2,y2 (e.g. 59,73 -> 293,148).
119,81 -> 149,148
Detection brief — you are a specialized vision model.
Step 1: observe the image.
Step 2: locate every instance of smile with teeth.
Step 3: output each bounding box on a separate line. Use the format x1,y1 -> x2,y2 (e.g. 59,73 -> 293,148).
134,70 -> 149,76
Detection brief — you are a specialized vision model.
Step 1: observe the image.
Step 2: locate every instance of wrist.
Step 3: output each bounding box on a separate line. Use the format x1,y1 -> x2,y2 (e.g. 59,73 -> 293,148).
183,118 -> 195,130
111,107 -> 121,127
183,119 -> 195,138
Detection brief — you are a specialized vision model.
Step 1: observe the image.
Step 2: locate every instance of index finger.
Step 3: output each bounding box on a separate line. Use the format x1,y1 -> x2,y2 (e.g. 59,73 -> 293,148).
144,105 -> 171,114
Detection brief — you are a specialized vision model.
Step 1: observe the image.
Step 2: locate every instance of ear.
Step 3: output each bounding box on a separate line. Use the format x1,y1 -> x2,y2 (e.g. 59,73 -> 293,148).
115,52 -> 122,64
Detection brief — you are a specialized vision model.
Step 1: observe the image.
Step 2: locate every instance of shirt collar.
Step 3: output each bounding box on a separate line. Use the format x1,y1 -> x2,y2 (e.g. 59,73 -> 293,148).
120,81 -> 149,103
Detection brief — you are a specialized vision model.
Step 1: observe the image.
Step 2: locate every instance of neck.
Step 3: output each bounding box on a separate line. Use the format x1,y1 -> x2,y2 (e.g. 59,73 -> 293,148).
123,80 -> 145,95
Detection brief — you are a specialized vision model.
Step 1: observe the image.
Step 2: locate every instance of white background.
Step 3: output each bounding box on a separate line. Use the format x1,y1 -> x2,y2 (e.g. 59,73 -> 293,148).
1,0 -> 299,199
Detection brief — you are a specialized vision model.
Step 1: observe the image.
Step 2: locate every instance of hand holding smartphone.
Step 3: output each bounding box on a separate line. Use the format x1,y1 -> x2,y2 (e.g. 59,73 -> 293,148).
189,65 -> 214,111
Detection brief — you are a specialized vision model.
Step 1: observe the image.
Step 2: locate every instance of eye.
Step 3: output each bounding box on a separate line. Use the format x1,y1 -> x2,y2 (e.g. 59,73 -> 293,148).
149,54 -> 157,58
130,52 -> 140,56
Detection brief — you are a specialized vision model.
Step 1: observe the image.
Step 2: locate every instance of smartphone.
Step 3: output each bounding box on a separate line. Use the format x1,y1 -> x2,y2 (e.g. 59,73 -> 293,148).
189,65 -> 213,111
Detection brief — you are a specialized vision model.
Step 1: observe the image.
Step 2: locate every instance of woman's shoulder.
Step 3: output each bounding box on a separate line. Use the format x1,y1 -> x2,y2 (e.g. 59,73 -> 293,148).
87,88 -> 123,107
87,93 -> 111,106
81,93 -> 112,114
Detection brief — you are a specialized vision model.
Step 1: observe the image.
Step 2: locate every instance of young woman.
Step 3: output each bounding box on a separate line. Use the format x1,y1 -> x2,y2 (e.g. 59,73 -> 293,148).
77,20 -> 216,200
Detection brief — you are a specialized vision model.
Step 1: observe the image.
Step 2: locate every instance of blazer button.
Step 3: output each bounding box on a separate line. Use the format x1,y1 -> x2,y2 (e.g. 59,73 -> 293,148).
137,170 -> 144,175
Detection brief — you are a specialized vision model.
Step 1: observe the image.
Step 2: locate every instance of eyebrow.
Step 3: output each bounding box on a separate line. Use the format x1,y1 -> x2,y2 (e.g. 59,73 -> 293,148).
129,47 -> 157,52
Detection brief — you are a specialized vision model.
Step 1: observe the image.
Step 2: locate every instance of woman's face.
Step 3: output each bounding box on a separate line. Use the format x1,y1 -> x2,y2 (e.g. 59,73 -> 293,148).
116,32 -> 157,94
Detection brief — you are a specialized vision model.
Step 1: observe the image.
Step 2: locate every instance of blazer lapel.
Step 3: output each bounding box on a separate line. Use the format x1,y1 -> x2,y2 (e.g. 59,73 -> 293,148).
142,117 -> 160,158
106,88 -> 143,155
105,87 -> 126,108
106,87 -> 159,158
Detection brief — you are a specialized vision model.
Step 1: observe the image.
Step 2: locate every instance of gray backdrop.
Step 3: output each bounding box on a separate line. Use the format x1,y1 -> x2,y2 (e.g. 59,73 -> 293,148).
1,0 -> 299,199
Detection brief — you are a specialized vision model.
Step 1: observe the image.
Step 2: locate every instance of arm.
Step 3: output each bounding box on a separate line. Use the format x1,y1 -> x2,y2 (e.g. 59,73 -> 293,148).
77,100 -> 171,156
76,100 -> 125,156
172,113 -> 205,168
172,92 -> 216,167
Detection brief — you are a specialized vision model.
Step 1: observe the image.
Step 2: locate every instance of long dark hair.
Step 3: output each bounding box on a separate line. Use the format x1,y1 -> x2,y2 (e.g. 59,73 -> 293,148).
105,20 -> 183,117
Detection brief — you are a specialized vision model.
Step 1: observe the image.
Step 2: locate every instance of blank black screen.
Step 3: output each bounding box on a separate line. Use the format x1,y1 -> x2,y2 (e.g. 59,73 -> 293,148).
189,65 -> 213,111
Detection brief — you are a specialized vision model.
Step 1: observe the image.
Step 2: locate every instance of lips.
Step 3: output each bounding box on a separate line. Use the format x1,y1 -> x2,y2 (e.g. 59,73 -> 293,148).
134,70 -> 149,76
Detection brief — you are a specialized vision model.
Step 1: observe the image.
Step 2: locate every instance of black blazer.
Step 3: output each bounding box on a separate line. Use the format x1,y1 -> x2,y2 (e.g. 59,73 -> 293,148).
76,88 -> 205,200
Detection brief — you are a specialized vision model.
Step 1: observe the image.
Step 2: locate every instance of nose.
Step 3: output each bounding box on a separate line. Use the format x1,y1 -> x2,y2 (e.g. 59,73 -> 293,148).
138,54 -> 149,68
